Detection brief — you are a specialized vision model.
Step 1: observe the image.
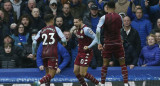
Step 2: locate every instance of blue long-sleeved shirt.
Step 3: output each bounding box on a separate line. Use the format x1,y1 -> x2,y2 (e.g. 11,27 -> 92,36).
149,4 -> 160,14
138,44 -> 160,66
36,42 -> 70,70
131,18 -> 152,47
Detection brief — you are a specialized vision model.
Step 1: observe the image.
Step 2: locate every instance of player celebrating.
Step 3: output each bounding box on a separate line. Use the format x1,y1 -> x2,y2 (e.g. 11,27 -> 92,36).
70,16 -> 100,86
96,1 -> 128,86
33,14 -> 66,86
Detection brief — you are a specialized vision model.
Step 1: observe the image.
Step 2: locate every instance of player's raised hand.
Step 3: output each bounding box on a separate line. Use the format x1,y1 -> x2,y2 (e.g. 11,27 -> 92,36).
145,0 -> 149,7
70,26 -> 77,34
39,65 -> 44,70
98,44 -> 103,50
83,46 -> 88,50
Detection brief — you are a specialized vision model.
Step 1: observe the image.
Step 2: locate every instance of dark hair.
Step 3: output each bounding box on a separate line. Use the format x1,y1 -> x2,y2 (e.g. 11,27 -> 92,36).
103,2 -> 108,9
74,15 -> 83,21
107,0 -> 115,9
18,14 -> 32,26
55,16 -> 63,20
44,14 -> 54,23
14,23 -> 27,36
4,0 -> 11,3
63,3 -> 70,8
157,18 -> 160,21
63,29 -> 70,32
155,30 -> 160,33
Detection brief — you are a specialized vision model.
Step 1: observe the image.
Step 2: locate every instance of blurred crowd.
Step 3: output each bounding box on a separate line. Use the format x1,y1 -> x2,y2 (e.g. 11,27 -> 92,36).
0,0 -> 160,73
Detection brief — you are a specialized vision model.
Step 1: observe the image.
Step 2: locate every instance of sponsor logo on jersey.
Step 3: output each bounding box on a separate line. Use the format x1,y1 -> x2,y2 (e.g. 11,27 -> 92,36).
80,59 -> 84,64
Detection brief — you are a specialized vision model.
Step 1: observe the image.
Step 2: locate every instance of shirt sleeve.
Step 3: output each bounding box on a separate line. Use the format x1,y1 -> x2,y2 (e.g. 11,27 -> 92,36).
96,15 -> 105,44
33,30 -> 42,42
32,30 -> 42,55
83,27 -> 97,48
55,27 -> 66,42
150,4 -> 160,14
36,42 -> 43,68
57,42 -> 71,70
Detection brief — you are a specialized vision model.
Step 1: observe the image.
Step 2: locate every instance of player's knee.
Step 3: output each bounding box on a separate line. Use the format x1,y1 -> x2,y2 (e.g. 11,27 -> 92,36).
119,57 -> 125,65
80,72 -> 87,77
73,69 -> 79,75
103,58 -> 109,66
103,62 -> 108,66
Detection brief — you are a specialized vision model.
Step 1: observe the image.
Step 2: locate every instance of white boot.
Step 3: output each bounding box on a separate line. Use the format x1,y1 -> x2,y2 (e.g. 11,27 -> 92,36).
128,81 -> 136,86
124,83 -> 129,86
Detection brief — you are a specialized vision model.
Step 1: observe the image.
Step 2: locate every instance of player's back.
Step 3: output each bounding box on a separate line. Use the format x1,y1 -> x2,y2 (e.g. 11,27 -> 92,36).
103,13 -> 122,44
41,25 -> 59,58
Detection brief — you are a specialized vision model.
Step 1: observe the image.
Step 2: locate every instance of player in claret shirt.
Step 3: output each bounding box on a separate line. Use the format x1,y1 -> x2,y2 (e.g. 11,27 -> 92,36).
33,14 -> 66,86
70,16 -> 100,86
96,1 -> 129,86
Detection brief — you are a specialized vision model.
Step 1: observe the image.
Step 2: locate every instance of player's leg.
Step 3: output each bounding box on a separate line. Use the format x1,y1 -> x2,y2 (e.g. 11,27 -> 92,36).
101,44 -> 111,86
74,64 -> 87,86
115,44 -> 128,86
101,58 -> 109,86
45,68 -> 50,86
80,66 -> 100,85
39,58 -> 58,85
34,59 -> 48,86
119,57 -> 128,86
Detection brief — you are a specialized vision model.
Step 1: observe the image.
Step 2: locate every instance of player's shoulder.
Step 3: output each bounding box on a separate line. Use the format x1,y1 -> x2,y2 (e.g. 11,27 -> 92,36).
83,26 -> 90,30
55,26 -> 61,30
83,26 -> 94,34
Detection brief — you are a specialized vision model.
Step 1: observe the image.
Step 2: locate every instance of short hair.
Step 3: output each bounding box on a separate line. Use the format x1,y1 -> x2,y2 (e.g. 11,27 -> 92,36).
55,16 -> 63,20
44,14 -> 54,23
4,43 -> 12,48
135,4 -> 141,7
63,29 -> 70,32
4,0 -> 11,3
123,16 -> 131,21
63,3 -> 70,8
136,8 -> 143,13
74,15 -> 83,21
28,0 -> 36,3
107,0 -> 115,9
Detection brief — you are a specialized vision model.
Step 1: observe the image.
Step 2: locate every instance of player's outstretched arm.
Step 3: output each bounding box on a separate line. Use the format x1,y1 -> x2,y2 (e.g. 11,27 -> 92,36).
96,15 -> 105,50
83,27 -> 97,50
32,30 -> 41,55
57,42 -> 71,73
56,27 -> 67,46
96,27 -> 103,50
36,42 -> 44,69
